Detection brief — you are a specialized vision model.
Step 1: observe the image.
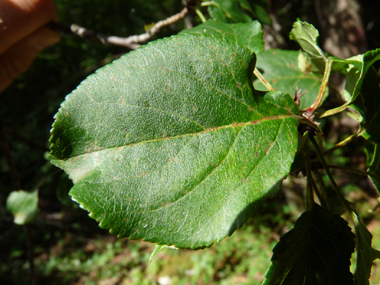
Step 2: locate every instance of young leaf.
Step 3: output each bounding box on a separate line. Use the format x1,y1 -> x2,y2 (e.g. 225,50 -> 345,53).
353,216 -> 380,285
208,0 -> 254,23
344,49 -> 380,103
254,49 -> 328,109
368,144 -> 380,194
352,67 -> 380,144
181,20 -> 264,55
50,34 -> 300,249
342,49 -> 380,143
289,20 -> 327,62
6,190 -> 39,225
263,203 -> 355,285
149,245 -> 177,263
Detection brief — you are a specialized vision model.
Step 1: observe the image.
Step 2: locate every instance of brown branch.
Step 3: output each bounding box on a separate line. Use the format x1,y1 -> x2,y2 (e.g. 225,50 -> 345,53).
49,7 -> 188,50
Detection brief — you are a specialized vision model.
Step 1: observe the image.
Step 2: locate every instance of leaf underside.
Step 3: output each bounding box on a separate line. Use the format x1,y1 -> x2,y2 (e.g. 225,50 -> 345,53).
50,34 -> 299,249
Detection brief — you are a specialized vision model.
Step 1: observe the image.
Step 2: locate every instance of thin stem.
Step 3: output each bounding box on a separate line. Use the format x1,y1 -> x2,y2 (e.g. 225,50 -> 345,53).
305,141 -> 315,210
323,131 -> 362,155
307,58 -> 332,113
49,7 -> 189,50
309,135 -> 354,213
25,225 -> 37,285
312,170 -> 328,208
34,168 -> 62,190
327,164 -> 380,181
254,68 -> 275,91
201,1 -> 219,7
195,8 -> 207,22
316,103 -> 349,118
310,172 -> 326,208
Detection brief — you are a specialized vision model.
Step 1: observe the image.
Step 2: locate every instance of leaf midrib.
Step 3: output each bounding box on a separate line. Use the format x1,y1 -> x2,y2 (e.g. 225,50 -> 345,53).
53,114 -> 300,160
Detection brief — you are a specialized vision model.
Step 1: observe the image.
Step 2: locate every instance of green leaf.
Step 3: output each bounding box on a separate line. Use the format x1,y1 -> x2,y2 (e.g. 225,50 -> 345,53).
149,245 -> 177,263
254,49 -> 328,109
289,20 -> 327,62
208,0 -> 254,23
181,20 -> 264,55
354,218 -> 380,285
6,190 -> 39,225
263,203 -> 355,285
352,66 -> 380,143
368,144 -> 380,194
344,49 -> 380,143
250,0 -> 271,25
345,49 -> 380,102
50,34 -> 300,249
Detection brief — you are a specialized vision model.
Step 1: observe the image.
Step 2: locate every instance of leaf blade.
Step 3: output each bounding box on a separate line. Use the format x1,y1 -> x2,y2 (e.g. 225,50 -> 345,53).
289,20 -> 327,62
50,34 -> 300,249
6,190 -> 39,225
181,20 -> 264,55
263,203 -> 355,285
354,217 -> 380,285
254,49 -> 328,109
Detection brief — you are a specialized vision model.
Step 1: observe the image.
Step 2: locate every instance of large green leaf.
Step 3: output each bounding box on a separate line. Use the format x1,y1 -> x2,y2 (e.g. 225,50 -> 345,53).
50,34 -> 299,249
207,0 -> 271,24
181,20 -> 264,55
254,49 -> 328,109
264,203 -> 355,285
6,190 -> 39,225
353,215 -> 380,285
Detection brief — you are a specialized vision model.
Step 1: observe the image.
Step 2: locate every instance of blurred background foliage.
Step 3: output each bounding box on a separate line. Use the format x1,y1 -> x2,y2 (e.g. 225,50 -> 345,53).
1,0 -> 380,284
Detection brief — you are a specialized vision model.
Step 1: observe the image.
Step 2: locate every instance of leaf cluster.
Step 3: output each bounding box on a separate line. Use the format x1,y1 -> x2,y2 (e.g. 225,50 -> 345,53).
4,1 -> 380,284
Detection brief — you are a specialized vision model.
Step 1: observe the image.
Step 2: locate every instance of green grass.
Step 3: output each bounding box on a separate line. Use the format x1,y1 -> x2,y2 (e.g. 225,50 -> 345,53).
3,186 -> 379,284
28,196 -> 296,285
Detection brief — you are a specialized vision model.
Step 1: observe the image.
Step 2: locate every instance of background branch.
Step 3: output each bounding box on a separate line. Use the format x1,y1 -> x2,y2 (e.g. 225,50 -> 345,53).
49,7 -> 188,50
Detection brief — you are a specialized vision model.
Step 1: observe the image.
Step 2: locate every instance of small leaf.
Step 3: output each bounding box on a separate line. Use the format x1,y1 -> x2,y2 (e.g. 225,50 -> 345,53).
352,66 -> 380,143
353,214 -> 380,285
368,144 -> 380,194
50,34 -> 300,249
6,190 -> 39,225
181,20 -> 264,54
340,49 -> 380,144
289,20 -> 327,62
149,244 -> 178,263
208,0 -> 254,23
263,203 -> 355,285
254,49 -> 328,109
349,49 -> 380,101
